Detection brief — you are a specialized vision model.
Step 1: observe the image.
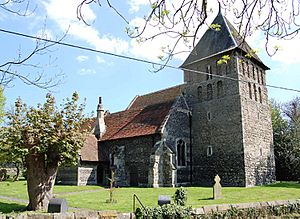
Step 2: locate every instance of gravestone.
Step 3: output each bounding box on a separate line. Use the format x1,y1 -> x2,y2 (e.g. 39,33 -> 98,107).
158,195 -> 171,206
47,198 -> 68,213
213,175 -> 222,199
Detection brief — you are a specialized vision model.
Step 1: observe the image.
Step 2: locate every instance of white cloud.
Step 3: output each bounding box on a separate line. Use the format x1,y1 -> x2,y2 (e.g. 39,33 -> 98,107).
76,55 -> 89,62
36,28 -> 54,40
43,0 -> 129,55
268,38 -> 300,64
78,68 -> 96,76
96,56 -> 105,64
127,0 -> 149,13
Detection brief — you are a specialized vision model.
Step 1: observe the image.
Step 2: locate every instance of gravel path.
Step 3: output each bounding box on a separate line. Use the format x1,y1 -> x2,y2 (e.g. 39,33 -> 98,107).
0,195 -> 27,204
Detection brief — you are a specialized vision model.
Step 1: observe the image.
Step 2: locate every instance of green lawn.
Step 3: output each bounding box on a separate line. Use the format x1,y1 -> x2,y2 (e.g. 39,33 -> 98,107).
0,199 -> 26,214
0,180 -> 102,200
0,181 -> 299,213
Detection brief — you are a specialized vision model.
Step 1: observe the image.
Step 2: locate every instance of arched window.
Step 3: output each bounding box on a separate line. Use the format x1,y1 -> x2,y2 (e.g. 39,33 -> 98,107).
242,61 -> 246,75
217,81 -> 223,98
207,146 -> 213,156
197,86 -> 203,101
253,65 -> 256,80
207,84 -> 213,100
206,65 -> 212,80
247,62 -> 250,78
177,139 -> 186,166
258,87 -> 262,103
248,83 -> 252,99
257,68 -> 261,84
254,84 -> 258,101
261,70 -> 264,85
216,61 -> 221,75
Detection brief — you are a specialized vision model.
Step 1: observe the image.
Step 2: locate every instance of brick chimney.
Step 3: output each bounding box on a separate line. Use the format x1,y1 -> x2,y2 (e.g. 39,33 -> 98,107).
94,97 -> 106,139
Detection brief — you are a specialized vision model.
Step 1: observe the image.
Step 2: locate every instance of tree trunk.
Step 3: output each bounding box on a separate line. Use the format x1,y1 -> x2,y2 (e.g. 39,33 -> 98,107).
26,154 -> 58,211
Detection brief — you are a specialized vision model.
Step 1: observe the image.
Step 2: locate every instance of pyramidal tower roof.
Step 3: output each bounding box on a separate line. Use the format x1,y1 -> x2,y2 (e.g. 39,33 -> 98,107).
181,11 -> 268,70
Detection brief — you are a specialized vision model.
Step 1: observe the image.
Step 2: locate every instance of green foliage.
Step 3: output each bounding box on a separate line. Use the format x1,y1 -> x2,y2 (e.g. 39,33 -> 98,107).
244,49 -> 259,59
173,187 -> 187,206
135,204 -> 192,219
0,92 -> 87,168
209,23 -> 221,31
270,98 -> 300,181
217,55 -> 230,65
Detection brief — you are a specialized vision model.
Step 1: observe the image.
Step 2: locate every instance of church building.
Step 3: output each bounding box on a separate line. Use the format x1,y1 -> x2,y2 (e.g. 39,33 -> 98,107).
56,11 -> 276,187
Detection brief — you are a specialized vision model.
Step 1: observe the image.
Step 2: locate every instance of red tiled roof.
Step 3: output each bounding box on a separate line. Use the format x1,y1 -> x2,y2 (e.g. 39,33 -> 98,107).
80,134 -> 99,161
128,85 -> 183,110
101,101 -> 174,141
100,85 -> 183,141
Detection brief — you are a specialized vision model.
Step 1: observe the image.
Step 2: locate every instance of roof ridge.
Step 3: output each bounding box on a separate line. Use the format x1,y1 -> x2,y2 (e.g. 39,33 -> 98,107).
137,84 -> 183,98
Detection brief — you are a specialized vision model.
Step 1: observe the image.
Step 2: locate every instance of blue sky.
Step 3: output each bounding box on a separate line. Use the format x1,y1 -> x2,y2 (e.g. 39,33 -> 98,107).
1,0 -> 300,116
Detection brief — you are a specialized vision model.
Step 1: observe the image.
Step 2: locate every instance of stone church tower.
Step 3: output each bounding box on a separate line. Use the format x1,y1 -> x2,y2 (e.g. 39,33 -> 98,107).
182,11 -> 276,186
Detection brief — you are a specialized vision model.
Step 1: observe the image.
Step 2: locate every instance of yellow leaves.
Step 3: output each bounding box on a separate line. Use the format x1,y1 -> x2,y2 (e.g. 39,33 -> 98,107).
210,23 -> 221,31
217,55 -> 231,65
245,49 -> 259,59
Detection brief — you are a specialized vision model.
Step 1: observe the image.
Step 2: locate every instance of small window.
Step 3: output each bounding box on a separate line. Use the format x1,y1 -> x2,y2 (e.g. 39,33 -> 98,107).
247,62 -> 250,78
197,86 -> 203,101
258,87 -> 262,103
248,83 -> 252,99
242,61 -> 245,75
253,65 -> 256,80
207,112 -> 211,121
177,139 -> 186,166
254,84 -> 258,101
257,68 -> 260,84
260,70 -> 264,85
207,84 -> 213,100
110,152 -> 115,167
217,81 -> 223,98
260,147 -> 263,157
207,146 -> 213,156
206,65 -> 212,80
216,61 -> 221,75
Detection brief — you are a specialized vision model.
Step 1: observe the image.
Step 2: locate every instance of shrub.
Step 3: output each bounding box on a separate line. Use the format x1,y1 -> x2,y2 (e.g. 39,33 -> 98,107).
173,187 -> 187,206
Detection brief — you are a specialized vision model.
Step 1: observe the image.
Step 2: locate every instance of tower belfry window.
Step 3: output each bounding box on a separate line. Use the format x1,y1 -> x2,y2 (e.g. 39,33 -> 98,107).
206,65 -> 212,80
207,84 -> 213,100
217,81 -> 223,98
248,83 -> 252,99
254,84 -> 258,101
197,86 -> 203,101
258,87 -> 262,103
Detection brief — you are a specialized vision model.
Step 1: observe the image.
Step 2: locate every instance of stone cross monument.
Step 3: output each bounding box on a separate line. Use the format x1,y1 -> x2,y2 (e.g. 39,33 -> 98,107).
213,175 -> 222,199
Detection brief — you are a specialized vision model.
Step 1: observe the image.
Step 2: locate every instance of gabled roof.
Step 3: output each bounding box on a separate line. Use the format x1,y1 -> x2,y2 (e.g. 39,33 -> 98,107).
181,11 -> 268,70
80,134 -> 99,161
87,85 -> 183,142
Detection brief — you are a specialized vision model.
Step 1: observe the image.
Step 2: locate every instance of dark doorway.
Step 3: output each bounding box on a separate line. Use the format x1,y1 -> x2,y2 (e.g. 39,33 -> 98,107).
97,165 -> 103,185
129,168 -> 138,186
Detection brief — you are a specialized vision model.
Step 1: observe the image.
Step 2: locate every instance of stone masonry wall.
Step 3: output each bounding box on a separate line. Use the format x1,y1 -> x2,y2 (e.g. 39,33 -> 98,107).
237,55 -> 276,186
183,51 -> 275,187
163,94 -> 191,185
100,135 -> 161,187
184,51 -> 247,186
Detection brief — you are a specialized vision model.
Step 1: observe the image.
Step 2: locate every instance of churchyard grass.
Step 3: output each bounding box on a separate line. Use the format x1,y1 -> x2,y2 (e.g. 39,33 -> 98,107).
0,181 -> 299,213
58,182 -> 300,212
0,180 -> 102,200
0,199 -> 26,214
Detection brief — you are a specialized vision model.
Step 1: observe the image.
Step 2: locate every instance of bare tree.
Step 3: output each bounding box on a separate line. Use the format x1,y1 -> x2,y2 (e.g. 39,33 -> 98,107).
0,0 -> 64,89
77,0 -> 300,68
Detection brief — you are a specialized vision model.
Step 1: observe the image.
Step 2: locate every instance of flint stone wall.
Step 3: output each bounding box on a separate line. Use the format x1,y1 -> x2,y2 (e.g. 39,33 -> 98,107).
183,51 -> 275,187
